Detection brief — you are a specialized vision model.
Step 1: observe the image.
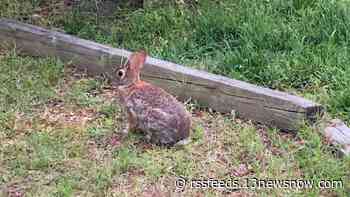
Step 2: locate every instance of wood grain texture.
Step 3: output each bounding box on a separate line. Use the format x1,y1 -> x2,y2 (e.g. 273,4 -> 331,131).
0,19 -> 323,131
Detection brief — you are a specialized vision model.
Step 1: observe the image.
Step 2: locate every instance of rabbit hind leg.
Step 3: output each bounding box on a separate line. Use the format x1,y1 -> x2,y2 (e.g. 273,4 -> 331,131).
148,128 -> 178,146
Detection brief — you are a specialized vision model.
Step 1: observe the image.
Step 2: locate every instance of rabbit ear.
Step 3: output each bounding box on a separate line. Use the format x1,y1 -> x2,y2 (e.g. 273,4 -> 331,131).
128,50 -> 147,71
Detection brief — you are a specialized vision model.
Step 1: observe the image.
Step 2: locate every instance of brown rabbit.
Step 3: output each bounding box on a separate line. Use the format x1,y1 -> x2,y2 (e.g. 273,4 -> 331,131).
112,50 -> 191,146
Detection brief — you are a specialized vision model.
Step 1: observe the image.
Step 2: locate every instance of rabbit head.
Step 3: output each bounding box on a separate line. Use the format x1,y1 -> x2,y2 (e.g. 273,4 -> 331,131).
113,50 -> 147,87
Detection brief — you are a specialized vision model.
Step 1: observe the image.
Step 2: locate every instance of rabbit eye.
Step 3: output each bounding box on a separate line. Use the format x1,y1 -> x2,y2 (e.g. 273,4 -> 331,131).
117,69 -> 125,78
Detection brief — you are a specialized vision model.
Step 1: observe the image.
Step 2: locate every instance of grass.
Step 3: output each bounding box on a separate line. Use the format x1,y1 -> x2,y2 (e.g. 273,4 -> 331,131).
1,1 -> 350,120
3,0 -> 349,122
0,52 -> 349,196
1,0 -> 350,196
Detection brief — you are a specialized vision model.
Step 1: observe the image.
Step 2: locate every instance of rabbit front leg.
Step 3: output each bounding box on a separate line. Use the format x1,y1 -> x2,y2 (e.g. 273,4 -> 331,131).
120,106 -> 138,134
125,109 -> 137,133
118,106 -> 137,135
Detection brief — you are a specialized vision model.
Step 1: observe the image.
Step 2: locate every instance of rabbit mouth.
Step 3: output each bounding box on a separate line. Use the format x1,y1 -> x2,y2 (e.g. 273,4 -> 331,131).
114,82 -> 136,90
111,79 -> 129,87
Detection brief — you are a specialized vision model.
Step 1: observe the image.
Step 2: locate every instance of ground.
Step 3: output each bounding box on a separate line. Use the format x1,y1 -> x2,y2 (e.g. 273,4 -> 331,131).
0,0 -> 350,196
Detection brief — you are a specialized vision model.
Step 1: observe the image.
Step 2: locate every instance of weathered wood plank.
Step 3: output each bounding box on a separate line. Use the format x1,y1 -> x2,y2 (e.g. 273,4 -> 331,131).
0,19 -> 323,131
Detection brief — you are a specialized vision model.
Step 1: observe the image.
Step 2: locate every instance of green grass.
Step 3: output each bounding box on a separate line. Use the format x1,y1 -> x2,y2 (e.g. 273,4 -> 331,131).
1,0 -> 350,120
1,0 -> 350,196
0,50 -> 64,137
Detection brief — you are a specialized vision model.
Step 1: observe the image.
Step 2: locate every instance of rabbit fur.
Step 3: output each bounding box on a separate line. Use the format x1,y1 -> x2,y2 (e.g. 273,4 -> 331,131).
112,50 -> 191,146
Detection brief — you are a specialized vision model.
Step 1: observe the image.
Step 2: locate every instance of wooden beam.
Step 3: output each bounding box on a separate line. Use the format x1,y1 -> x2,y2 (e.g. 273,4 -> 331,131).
0,19 -> 323,131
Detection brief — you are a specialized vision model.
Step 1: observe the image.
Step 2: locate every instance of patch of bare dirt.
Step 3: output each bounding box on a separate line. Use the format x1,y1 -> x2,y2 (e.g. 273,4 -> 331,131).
33,0 -> 73,17
256,127 -> 284,156
142,185 -> 170,197
87,133 -> 124,162
3,183 -> 25,197
40,103 -> 97,128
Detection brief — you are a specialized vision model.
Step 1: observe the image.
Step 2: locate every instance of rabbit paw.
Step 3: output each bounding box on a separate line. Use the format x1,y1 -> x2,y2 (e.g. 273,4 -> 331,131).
174,138 -> 191,146
145,133 -> 152,142
121,127 -> 129,134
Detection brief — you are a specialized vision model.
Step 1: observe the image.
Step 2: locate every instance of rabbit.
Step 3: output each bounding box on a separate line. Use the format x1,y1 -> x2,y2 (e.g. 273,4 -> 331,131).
112,50 -> 191,146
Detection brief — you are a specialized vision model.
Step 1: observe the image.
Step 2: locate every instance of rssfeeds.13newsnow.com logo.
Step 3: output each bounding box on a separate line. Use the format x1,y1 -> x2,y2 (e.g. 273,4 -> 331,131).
175,177 -> 343,192
175,177 -> 247,192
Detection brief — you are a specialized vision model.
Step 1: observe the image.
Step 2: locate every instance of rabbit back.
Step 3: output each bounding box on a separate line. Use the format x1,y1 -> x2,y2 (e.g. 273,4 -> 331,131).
121,82 -> 191,145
